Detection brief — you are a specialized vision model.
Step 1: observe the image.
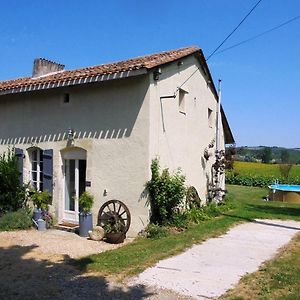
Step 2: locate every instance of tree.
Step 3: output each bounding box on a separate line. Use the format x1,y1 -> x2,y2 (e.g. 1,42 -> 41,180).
0,148 -> 26,214
281,149 -> 290,163
279,164 -> 292,181
261,147 -> 272,163
225,146 -> 236,170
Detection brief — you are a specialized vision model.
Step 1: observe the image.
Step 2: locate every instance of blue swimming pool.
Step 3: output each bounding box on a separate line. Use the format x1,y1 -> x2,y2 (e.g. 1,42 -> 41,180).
269,184 -> 300,192
269,184 -> 300,203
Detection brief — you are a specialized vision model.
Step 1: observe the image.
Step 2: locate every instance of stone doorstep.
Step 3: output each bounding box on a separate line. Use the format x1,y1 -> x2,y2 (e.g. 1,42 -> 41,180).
54,221 -> 79,233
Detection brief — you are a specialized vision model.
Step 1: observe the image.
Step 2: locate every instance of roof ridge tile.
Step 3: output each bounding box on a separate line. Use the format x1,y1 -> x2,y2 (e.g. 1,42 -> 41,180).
0,46 -> 200,93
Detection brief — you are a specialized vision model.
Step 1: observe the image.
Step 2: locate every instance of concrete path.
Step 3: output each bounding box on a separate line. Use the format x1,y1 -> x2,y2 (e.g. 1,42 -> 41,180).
132,219 -> 300,299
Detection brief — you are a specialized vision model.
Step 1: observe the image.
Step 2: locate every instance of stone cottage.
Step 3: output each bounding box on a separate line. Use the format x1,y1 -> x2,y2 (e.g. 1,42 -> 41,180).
0,46 -> 234,235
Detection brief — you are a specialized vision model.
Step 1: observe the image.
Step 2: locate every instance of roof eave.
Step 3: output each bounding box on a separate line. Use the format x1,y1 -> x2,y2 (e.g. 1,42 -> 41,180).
0,67 -> 148,96
221,106 -> 235,144
193,50 -> 234,144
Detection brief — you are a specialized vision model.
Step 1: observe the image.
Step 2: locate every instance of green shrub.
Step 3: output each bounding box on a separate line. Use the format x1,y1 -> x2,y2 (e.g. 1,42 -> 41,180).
186,197 -> 235,224
146,158 -> 187,225
169,212 -> 189,229
205,202 -> 222,217
146,223 -> 169,239
31,190 -> 52,210
0,148 -> 26,214
220,195 -> 236,210
79,191 -> 94,213
187,207 -> 211,224
0,208 -> 32,231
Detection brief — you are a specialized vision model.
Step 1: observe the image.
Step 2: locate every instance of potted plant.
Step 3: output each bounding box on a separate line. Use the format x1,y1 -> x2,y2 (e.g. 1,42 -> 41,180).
78,191 -> 94,237
31,190 -> 51,220
104,219 -> 126,244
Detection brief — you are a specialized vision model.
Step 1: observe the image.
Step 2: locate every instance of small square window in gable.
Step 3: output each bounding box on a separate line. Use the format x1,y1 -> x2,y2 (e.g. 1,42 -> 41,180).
208,108 -> 213,128
178,88 -> 188,114
63,93 -> 70,104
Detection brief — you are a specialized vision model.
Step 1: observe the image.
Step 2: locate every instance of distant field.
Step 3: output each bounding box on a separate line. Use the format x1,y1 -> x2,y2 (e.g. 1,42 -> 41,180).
233,161 -> 300,177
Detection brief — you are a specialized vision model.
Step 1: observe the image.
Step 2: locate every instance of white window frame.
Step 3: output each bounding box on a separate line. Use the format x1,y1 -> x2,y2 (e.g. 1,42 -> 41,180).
29,148 -> 44,191
178,88 -> 188,114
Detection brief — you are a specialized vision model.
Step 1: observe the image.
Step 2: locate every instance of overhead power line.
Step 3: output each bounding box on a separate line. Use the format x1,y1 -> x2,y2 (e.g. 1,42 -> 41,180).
177,0 -> 263,91
206,0 -> 263,61
212,15 -> 300,56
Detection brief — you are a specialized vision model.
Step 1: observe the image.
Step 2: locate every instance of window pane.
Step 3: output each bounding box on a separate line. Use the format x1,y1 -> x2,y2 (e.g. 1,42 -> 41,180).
32,161 -> 37,171
32,172 -> 37,181
65,160 -> 76,211
39,150 -> 43,162
79,160 -> 87,198
32,150 -> 37,161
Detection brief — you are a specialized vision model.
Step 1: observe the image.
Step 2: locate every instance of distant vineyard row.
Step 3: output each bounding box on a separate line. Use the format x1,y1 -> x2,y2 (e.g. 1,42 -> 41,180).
226,161 -> 300,187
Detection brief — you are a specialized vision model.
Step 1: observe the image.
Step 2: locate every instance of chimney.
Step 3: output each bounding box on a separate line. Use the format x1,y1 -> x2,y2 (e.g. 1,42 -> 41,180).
32,58 -> 65,78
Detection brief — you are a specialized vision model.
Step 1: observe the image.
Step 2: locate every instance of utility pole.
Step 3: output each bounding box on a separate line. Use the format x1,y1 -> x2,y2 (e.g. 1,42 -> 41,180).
216,79 -> 221,152
212,79 -> 224,203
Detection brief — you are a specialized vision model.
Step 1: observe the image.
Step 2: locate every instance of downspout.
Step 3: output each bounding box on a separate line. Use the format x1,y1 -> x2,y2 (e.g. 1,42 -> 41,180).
216,79 -> 222,152
214,79 -> 222,197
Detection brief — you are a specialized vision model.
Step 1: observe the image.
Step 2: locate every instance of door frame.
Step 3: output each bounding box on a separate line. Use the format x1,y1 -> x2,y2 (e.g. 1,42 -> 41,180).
61,147 -> 87,223
63,159 -> 80,222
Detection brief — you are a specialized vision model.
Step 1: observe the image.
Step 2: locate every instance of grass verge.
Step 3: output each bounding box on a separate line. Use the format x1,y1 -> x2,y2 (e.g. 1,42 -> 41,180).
74,185 -> 300,280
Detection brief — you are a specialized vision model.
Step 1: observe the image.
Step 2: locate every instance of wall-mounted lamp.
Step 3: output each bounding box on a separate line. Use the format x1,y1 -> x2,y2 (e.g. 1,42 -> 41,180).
153,68 -> 162,81
67,128 -> 74,146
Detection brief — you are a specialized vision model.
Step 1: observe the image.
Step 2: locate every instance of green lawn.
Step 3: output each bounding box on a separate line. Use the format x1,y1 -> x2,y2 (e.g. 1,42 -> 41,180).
75,185 -> 300,281
233,161 -> 300,178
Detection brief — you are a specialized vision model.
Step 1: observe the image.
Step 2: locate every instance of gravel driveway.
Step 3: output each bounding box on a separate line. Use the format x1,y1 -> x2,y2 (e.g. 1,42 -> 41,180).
1,220 -> 300,299
0,229 -> 130,258
0,229 -> 185,299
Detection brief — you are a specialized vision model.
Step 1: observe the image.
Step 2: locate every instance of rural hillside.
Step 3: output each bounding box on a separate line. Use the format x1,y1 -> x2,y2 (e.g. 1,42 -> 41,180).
234,146 -> 300,164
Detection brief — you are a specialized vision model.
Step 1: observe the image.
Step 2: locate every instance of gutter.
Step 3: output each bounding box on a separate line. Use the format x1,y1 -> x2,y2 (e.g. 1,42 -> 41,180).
0,68 -> 148,96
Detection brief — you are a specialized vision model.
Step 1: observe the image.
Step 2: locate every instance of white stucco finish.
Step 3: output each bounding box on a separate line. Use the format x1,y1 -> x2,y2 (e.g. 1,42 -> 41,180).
0,55 -> 228,236
149,55 -> 224,201
0,76 -> 151,236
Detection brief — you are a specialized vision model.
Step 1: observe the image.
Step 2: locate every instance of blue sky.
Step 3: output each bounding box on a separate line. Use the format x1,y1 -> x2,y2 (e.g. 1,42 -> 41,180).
0,0 -> 299,148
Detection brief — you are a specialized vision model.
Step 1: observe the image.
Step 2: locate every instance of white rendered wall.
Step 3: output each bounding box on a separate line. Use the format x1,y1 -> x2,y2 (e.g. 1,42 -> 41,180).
0,75 -> 151,236
148,55 -> 224,201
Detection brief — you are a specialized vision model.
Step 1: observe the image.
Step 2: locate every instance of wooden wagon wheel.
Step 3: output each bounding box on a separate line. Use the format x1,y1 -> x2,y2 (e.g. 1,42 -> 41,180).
97,200 -> 131,234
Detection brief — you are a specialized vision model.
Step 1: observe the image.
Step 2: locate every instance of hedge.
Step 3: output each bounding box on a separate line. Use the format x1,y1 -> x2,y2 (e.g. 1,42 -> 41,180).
225,171 -> 300,188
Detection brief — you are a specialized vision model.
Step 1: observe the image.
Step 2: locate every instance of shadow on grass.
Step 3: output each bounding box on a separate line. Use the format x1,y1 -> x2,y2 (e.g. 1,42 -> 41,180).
245,203 -> 300,218
0,244 -> 153,300
222,201 -> 300,231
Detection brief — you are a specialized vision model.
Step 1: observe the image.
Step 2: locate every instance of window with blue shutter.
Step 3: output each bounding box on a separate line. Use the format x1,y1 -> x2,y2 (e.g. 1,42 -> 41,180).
30,148 -> 44,191
43,149 -> 53,195
15,148 -> 24,185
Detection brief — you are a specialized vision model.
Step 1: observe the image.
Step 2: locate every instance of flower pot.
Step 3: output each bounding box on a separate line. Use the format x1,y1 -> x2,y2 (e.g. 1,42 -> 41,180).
79,212 -> 93,237
37,218 -> 46,231
105,232 -> 125,244
33,208 -> 42,221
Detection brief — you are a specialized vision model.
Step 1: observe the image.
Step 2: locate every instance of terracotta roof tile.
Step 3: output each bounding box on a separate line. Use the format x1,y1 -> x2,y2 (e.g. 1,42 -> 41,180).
0,46 -> 200,94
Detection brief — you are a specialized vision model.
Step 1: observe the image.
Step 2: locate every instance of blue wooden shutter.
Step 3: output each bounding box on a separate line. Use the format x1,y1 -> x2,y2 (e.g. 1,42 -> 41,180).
15,148 -> 24,185
43,149 -> 53,195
